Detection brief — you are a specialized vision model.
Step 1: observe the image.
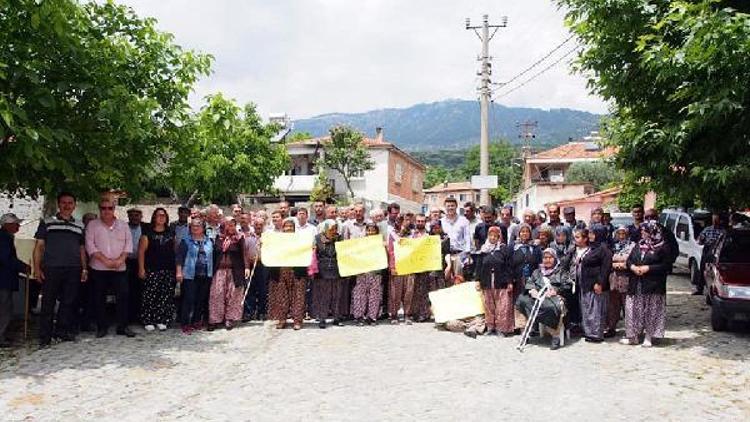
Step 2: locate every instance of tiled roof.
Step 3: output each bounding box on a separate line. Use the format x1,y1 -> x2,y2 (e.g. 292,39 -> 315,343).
530,142 -> 617,161
287,136 -> 391,147
424,181 -> 477,193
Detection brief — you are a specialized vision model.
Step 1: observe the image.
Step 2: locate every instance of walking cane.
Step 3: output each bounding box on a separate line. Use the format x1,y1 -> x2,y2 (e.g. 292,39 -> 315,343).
517,277 -> 551,352
23,269 -> 30,342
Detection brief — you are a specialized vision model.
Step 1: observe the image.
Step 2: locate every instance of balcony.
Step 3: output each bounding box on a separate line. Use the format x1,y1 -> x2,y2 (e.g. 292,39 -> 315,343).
273,175 -> 318,194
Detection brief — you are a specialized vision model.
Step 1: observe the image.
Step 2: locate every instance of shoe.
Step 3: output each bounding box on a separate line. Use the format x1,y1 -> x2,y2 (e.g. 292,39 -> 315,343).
144,325 -> 156,332
96,328 -> 108,338
0,340 -> 13,348
181,325 -> 193,335
319,321 -> 327,329
38,341 -> 51,350
116,328 -> 136,338
207,324 -> 216,332
356,318 -> 365,327
529,330 -> 539,338
691,290 -> 704,296
293,324 -> 302,330
390,319 -> 399,325
486,329 -> 498,336
604,329 -> 617,338
276,322 -> 286,329
156,324 -> 168,331
335,320 -> 344,327
405,318 -> 413,325
584,337 -> 603,343
642,337 -> 653,348
550,338 -> 561,350
58,333 -> 76,342
193,321 -> 205,331
501,332 -> 515,338
619,338 -> 637,345
464,330 -> 477,339
366,318 -> 375,326
226,322 -> 236,331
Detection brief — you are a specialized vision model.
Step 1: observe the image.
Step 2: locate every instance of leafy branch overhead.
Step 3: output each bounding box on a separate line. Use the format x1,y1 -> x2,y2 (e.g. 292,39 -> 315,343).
558,0 -> 750,209
321,125 -> 375,198
0,0 -> 212,200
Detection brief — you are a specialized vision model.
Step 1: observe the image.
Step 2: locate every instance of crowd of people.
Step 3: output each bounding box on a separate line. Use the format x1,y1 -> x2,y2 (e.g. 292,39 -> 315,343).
0,192 -> 682,351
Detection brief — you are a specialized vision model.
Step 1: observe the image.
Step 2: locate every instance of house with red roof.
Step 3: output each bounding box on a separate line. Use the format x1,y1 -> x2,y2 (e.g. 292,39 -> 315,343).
262,127 -> 425,211
514,132 -> 618,212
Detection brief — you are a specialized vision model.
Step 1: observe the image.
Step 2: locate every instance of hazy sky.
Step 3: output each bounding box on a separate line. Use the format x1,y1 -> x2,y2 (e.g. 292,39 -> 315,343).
119,0 -> 608,119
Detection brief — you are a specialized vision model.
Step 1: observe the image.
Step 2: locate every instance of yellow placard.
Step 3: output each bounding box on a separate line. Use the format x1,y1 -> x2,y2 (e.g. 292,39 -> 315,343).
394,235 -> 442,275
428,282 -> 485,324
260,232 -> 314,267
335,235 -> 387,277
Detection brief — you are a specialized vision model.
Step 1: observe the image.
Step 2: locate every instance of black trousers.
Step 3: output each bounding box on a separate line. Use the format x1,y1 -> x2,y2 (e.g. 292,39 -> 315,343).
181,276 -> 211,326
126,258 -> 142,324
92,269 -> 129,330
39,266 -> 81,343
245,264 -> 269,318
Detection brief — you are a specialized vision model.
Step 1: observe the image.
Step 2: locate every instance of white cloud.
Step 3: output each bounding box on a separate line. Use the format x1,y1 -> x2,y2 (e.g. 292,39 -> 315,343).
118,0 -> 608,119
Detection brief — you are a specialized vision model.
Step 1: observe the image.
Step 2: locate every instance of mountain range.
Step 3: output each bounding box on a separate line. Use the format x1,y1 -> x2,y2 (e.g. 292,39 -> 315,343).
292,99 -> 603,151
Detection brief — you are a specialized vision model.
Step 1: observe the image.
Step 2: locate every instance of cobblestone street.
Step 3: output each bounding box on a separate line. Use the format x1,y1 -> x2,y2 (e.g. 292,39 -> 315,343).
1,273 -> 748,421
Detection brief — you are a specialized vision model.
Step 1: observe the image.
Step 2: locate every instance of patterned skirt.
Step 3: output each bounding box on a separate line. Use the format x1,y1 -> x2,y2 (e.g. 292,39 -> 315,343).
141,269 -> 176,326
625,293 -> 666,339
268,269 -> 306,324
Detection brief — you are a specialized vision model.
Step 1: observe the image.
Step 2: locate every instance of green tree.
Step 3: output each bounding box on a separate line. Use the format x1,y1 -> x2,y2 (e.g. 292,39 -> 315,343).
321,125 -> 375,199
309,165 -> 335,203
423,165 -> 454,189
164,94 -> 289,205
460,140 -> 522,204
558,0 -> 750,209
565,161 -> 621,192
0,0 -> 212,200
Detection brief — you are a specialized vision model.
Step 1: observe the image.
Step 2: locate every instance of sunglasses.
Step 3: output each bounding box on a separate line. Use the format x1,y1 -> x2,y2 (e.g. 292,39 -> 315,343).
99,206 -> 114,210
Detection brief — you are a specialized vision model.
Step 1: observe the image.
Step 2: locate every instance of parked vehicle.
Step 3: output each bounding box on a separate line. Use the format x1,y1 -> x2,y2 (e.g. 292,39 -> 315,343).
609,212 -> 634,229
704,229 -> 750,331
659,209 -> 712,285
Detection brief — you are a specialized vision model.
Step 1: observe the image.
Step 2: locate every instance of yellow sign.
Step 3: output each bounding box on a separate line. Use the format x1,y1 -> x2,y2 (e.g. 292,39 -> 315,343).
428,282 -> 485,323
335,235 -> 388,277
394,235 -> 442,275
261,232 -> 314,267
15,238 -> 36,278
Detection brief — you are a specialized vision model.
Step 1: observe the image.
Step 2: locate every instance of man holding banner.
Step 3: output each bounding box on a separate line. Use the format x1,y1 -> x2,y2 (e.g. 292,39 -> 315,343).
408,215 -> 432,322
440,198 -> 470,284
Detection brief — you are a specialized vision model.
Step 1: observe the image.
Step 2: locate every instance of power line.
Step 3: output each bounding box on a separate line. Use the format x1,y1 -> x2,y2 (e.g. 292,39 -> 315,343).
493,45 -> 580,100
498,34 -> 575,89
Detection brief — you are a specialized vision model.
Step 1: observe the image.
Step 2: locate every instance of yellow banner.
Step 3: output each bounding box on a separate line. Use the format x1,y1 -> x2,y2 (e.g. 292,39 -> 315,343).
335,235 -> 388,277
261,232 -> 314,267
428,282 -> 485,323
394,235 -> 442,275
15,237 -> 36,278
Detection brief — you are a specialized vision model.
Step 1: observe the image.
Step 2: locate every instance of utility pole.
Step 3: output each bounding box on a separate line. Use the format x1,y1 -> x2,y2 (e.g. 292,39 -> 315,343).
516,120 -> 538,158
466,14 -> 507,206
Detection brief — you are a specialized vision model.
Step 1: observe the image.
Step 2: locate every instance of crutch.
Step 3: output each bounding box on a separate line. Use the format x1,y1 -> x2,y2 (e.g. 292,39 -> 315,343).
517,277 -> 551,352
241,254 -> 260,305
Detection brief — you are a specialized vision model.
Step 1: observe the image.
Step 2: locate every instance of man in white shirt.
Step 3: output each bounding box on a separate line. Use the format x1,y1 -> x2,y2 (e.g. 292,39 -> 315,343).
342,203 -> 368,240
440,198 -> 470,280
295,207 -> 317,237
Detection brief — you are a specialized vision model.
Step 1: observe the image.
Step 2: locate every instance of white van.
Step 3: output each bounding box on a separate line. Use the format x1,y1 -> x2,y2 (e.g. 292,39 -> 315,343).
659,209 -> 712,284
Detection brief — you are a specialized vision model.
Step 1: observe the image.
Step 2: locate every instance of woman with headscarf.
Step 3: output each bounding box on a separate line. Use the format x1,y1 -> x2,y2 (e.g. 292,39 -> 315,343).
566,227 -> 611,342
606,225 -> 635,337
311,219 -> 343,328
511,224 -> 542,293
428,220 -> 451,292
551,226 -> 573,270
386,216 -> 416,324
516,248 -> 572,349
351,223 -> 385,325
536,224 -> 554,250
267,218 -> 307,330
476,226 -> 515,336
208,217 -> 251,330
621,221 -> 671,347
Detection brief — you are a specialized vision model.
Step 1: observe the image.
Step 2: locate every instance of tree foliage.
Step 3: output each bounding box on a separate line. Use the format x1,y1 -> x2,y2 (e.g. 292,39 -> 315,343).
164,94 -> 289,205
460,140 -> 522,204
321,125 -> 375,199
565,161 -> 621,192
309,166 -> 335,203
0,0 -> 212,200
423,165 -> 455,190
558,0 -> 750,209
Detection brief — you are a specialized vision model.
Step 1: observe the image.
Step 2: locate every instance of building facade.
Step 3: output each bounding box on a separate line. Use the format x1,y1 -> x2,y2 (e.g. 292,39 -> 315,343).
423,182 -> 480,211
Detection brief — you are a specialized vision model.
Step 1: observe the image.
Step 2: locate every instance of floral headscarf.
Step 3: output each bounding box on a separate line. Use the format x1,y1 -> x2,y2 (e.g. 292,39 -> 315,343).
219,217 -> 243,253
613,225 -> 633,253
540,247 -> 559,276
318,219 -> 338,242
480,226 -> 503,253
639,221 -> 665,254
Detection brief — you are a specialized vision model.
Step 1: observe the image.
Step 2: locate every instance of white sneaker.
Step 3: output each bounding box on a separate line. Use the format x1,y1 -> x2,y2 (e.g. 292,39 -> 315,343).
619,338 -> 635,345
144,325 -> 156,332
642,337 -> 653,348
156,324 -> 167,331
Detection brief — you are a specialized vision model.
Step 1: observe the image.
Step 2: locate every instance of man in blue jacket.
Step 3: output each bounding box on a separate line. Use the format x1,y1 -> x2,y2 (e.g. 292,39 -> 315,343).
1,213 -> 29,347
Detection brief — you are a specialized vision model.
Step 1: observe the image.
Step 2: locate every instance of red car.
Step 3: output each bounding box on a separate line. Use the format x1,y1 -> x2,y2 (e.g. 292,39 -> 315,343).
705,229 -> 750,331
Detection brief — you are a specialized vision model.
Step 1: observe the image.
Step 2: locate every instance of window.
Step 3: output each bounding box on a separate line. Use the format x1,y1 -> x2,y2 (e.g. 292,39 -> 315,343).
411,175 -> 421,192
394,162 -> 403,184
459,193 -> 466,202
665,213 -> 677,233
525,194 -> 529,207
676,216 -> 690,241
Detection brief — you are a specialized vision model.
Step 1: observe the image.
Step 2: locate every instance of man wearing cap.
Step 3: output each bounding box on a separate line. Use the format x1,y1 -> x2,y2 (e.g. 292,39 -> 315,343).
33,192 -> 88,347
170,206 -> 191,248
126,208 -> 146,324
562,206 -> 586,230
1,213 -> 30,347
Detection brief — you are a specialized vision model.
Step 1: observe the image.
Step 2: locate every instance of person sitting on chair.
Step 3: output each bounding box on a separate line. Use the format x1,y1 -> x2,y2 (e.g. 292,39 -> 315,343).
516,248 -> 572,350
